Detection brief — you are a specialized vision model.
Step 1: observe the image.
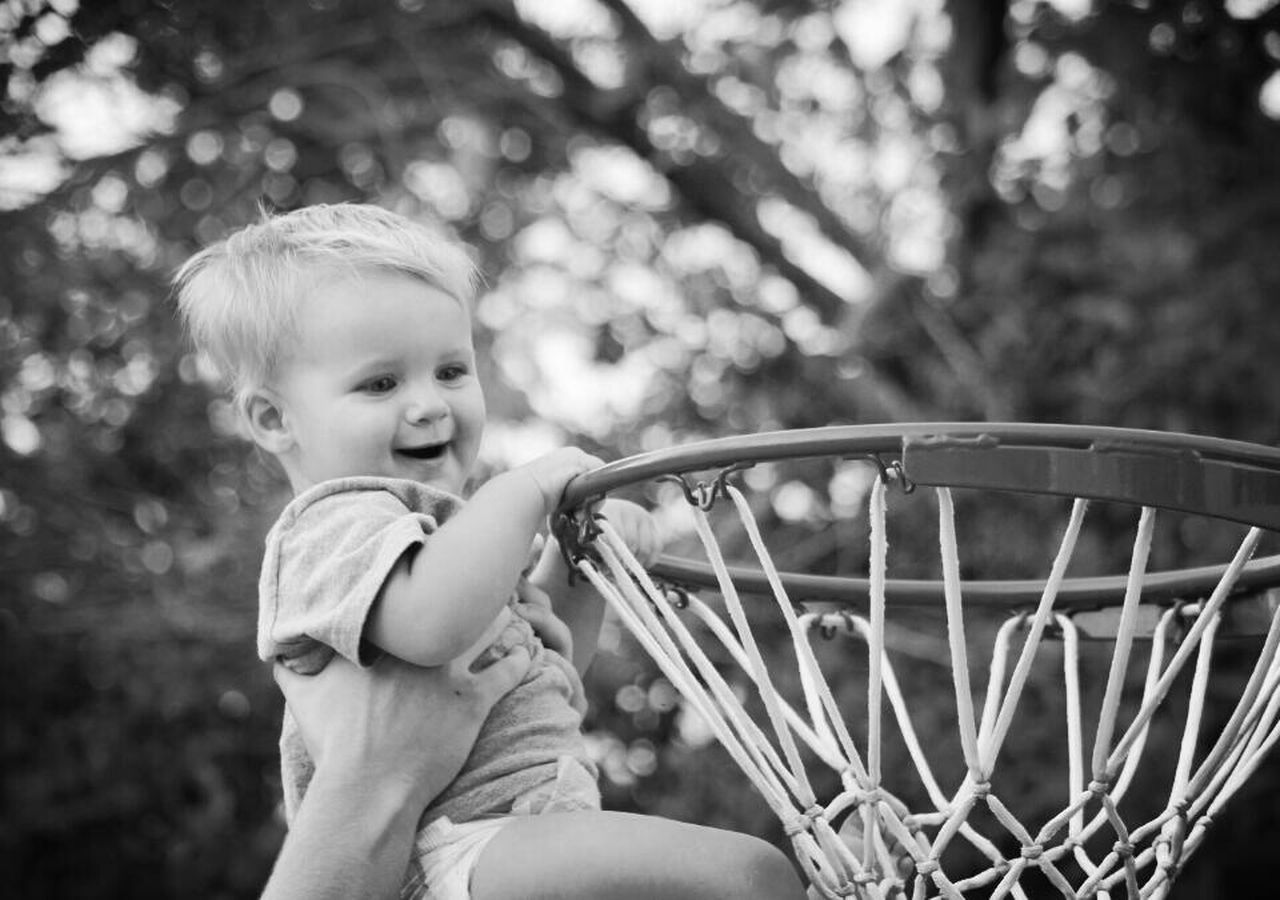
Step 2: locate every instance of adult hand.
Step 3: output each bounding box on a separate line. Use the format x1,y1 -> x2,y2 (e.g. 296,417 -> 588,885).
276,647 -> 531,808
262,646 -> 531,900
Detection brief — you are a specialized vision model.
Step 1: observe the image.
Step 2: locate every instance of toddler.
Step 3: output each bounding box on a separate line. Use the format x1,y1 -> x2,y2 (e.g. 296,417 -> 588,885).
174,205 -> 805,900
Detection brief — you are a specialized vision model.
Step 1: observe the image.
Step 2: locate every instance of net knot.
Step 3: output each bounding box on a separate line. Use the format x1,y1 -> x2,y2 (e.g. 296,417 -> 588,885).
856,785 -> 892,808
812,875 -> 861,899
970,780 -> 992,799
1020,844 -> 1045,862
1087,778 -> 1112,796
914,859 -> 940,877
1113,840 -> 1134,859
1153,827 -> 1187,862
783,805 -> 826,836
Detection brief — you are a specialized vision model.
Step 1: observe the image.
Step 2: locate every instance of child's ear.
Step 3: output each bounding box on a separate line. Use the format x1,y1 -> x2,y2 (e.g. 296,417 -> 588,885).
242,389 -> 293,454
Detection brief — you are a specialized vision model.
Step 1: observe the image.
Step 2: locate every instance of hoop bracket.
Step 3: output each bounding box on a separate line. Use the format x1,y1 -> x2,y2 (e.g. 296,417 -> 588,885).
658,462 -> 755,511
551,498 -> 607,578
857,454 -> 915,493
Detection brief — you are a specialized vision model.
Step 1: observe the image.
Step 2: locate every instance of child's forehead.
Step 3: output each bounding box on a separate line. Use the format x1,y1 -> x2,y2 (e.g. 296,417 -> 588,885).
296,263 -> 468,309
286,269 -> 473,357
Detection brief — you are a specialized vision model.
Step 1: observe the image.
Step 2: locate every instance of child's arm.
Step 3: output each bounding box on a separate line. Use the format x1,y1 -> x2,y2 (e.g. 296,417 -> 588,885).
528,498 -> 661,674
364,448 -> 601,667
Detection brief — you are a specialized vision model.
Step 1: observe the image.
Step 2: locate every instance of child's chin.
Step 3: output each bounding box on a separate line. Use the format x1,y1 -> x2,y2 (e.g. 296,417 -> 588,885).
404,465 -> 462,492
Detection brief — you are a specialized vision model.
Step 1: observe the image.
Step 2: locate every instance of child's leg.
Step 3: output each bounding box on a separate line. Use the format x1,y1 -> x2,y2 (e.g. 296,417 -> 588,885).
470,810 -> 807,900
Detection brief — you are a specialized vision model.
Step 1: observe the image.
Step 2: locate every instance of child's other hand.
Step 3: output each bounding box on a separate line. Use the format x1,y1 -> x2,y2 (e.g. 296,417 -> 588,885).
598,498 -> 663,566
513,579 -> 573,660
523,534 -> 546,577
514,448 -> 605,514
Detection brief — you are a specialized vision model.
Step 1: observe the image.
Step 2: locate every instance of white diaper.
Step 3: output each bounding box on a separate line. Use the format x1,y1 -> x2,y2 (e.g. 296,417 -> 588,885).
402,755 -> 601,899
404,814 -> 512,900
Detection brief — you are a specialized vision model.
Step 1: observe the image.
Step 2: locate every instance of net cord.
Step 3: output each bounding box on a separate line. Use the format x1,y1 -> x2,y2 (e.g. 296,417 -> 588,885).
571,473 -> 1280,900
579,526 -> 869,895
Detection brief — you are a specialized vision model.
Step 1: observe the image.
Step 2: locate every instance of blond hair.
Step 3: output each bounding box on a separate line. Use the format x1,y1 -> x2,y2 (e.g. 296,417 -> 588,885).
173,204 -> 478,403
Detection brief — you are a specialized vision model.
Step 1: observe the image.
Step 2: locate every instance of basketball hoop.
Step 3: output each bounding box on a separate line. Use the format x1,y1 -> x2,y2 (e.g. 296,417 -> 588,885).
555,424 -> 1280,900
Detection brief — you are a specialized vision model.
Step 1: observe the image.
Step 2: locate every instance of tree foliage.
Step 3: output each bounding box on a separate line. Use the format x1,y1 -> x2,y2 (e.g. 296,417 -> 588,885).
2,0 -> 1279,896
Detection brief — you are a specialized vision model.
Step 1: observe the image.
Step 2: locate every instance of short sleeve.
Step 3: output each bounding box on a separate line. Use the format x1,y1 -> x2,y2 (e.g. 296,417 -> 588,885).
257,479 -> 456,670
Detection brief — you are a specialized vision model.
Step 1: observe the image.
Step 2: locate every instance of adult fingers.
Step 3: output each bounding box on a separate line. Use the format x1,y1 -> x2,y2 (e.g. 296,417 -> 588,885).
273,661 -> 321,714
271,660 -> 340,760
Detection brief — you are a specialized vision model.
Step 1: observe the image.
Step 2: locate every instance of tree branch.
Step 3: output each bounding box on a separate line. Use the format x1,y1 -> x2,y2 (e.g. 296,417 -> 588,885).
480,2 -> 858,324
598,0 -> 881,268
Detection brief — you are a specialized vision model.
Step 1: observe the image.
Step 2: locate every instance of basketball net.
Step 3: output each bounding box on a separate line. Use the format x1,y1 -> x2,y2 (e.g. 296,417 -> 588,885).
573,479 -> 1280,900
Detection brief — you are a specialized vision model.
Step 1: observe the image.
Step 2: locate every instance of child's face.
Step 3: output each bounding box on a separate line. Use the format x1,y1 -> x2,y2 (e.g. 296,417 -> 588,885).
267,269 -> 486,494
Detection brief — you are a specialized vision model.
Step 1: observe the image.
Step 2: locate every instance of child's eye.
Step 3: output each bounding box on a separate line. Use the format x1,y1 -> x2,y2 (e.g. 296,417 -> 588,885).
438,364 -> 469,383
362,375 -> 398,394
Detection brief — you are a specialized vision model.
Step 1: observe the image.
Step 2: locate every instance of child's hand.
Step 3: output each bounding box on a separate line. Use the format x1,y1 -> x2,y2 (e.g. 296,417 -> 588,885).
597,498 -> 663,566
513,448 -> 605,514
513,578 -> 574,660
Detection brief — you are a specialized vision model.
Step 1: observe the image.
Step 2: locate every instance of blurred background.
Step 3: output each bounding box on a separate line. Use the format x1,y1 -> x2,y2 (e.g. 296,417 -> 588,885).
2,0 -> 1280,896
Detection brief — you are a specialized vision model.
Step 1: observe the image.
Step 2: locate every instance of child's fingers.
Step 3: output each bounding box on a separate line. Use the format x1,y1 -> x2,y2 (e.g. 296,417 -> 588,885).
467,617 -> 528,673
469,643 -> 531,703
622,519 -> 658,566
514,580 -> 572,658
514,600 -> 573,660
639,515 -> 663,565
605,502 -> 663,566
523,534 -> 546,576
516,578 -> 553,609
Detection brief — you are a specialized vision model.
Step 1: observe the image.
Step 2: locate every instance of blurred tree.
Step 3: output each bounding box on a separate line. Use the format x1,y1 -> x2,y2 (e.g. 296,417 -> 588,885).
2,0 -> 1278,896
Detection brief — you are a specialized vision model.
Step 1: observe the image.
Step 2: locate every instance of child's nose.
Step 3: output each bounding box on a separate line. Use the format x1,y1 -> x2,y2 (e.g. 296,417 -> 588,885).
405,385 -> 448,423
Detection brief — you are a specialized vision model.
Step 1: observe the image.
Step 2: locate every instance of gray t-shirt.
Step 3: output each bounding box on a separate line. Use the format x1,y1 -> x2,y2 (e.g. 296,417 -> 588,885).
257,476 -> 599,829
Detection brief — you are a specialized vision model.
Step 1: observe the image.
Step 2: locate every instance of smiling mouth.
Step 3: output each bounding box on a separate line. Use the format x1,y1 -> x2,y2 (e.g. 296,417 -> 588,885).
396,443 -> 448,461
